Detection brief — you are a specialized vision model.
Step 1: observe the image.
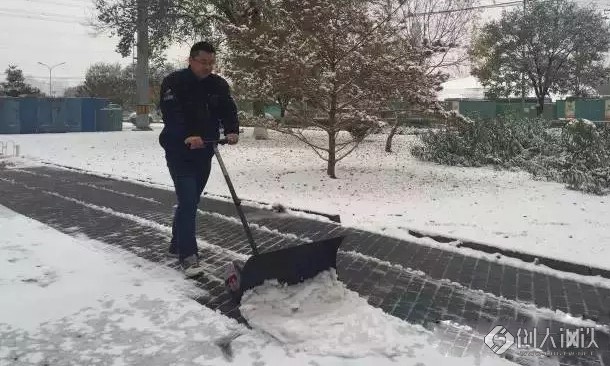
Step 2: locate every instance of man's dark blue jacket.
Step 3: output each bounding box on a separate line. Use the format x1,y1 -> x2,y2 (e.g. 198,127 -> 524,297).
159,67 -> 239,160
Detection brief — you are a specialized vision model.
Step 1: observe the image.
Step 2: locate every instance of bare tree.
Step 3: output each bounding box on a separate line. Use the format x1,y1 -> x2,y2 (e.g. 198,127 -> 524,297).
225,0 -> 447,178
379,0 -> 479,152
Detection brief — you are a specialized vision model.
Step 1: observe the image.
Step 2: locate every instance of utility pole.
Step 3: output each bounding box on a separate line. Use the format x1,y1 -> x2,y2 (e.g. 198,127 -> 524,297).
135,0 -> 152,130
37,61 -> 66,97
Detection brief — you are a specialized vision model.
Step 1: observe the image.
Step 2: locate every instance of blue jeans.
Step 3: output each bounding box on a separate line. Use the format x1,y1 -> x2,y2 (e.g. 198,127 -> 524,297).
166,146 -> 214,262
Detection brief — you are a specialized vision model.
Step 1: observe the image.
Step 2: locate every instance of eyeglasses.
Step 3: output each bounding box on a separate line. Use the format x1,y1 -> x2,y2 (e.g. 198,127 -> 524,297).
191,57 -> 215,67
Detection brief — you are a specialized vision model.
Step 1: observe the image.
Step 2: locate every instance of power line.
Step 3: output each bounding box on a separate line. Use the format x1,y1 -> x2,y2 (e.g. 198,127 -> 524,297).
0,8 -> 90,26
20,0 -> 85,9
404,1 -> 523,17
0,7 -> 88,20
0,13 -> 83,24
46,0 -> 92,4
27,75 -> 85,80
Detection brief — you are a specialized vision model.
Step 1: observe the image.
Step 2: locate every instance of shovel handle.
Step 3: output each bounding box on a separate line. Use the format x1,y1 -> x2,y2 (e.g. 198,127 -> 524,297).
212,143 -> 259,256
202,139 -> 228,145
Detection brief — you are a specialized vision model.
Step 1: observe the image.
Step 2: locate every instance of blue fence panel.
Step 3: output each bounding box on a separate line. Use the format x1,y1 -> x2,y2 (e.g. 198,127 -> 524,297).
81,98 -> 109,132
18,97 -> 39,133
53,98 -> 82,132
36,98 -> 54,133
50,98 -> 71,133
81,98 -> 94,132
64,98 -> 83,132
0,98 -> 21,134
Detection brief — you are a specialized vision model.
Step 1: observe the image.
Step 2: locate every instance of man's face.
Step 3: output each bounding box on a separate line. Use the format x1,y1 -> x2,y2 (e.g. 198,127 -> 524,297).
189,50 -> 215,79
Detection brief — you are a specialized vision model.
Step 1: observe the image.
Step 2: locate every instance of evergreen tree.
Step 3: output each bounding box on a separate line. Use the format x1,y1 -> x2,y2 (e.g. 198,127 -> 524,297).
0,65 -> 43,97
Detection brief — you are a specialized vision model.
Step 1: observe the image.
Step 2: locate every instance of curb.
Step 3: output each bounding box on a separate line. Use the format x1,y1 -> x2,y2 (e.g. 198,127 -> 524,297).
407,229 -> 610,280
202,192 -> 342,223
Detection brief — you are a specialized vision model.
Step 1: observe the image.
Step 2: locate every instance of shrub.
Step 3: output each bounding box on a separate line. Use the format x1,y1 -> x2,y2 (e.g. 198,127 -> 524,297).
411,117 -> 610,194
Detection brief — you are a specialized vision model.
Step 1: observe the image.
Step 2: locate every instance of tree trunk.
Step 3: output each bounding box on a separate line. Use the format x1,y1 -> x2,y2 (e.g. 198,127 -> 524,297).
385,119 -> 400,153
327,88 -> 338,178
327,131 -> 337,178
252,100 -> 268,137
277,97 -> 287,118
536,95 -> 545,116
253,100 -> 265,117
134,0 -> 152,131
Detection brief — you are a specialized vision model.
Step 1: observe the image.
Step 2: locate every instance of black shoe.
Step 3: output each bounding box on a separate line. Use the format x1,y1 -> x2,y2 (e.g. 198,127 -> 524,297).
169,243 -> 178,257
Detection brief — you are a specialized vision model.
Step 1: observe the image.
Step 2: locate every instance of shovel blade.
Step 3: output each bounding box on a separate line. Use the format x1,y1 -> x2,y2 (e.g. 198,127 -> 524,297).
227,236 -> 344,302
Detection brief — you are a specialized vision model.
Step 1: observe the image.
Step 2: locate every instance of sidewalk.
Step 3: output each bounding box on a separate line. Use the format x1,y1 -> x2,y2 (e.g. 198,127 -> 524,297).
0,164 -> 608,366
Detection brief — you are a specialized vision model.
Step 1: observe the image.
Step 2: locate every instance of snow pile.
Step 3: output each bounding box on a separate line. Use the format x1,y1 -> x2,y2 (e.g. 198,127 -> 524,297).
238,270 -> 511,365
240,270 -> 415,358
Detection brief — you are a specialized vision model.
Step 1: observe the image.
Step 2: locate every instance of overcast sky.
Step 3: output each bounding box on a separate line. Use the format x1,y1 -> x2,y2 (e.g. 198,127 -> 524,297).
0,0 -> 189,95
0,0 -> 608,95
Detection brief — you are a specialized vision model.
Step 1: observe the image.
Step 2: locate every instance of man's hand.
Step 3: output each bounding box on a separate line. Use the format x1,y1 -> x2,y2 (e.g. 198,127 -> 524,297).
226,133 -> 239,145
184,136 -> 204,149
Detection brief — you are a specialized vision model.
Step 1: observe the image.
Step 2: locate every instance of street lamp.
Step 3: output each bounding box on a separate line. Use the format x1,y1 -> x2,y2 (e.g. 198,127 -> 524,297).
37,61 -> 66,97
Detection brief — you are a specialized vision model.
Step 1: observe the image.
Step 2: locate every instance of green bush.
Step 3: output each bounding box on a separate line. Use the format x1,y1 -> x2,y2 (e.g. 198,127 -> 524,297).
411,116 -> 550,166
556,120 -> 610,194
411,117 -> 610,195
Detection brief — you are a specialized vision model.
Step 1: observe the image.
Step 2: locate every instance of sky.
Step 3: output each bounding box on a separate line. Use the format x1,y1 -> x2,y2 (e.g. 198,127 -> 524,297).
0,0 -> 190,96
0,0 -> 609,96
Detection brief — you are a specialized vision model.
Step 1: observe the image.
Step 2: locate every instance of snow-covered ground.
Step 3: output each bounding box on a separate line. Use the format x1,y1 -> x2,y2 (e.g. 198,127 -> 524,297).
0,205 -> 513,365
1,126 -> 608,272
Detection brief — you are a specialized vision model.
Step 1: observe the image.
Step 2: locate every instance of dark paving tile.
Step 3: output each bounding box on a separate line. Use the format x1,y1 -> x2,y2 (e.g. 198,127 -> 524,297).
471,259 -> 491,291
517,270 -> 534,304
442,254 -> 466,282
549,279 -> 570,314
502,267 -> 518,300
533,272 -> 552,309
487,262 -> 505,291
427,251 -> 454,279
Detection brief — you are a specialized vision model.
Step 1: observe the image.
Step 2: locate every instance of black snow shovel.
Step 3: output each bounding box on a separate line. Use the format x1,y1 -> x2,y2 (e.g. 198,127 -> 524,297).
212,139 -> 344,303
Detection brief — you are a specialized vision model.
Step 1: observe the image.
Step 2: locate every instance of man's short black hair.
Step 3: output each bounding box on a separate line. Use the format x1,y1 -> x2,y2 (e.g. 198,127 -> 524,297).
190,41 -> 216,58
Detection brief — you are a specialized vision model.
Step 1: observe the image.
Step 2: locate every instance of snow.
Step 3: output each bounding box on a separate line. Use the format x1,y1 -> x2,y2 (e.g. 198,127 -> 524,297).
0,205 -> 205,333
240,270 -> 424,358
438,76 -> 486,100
0,205 -> 513,365
437,76 -> 568,101
567,118 -> 597,128
200,210 -> 313,242
2,126 -> 609,273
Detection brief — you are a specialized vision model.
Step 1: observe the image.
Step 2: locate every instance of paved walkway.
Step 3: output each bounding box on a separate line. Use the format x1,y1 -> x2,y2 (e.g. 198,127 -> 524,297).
1,164 -> 608,366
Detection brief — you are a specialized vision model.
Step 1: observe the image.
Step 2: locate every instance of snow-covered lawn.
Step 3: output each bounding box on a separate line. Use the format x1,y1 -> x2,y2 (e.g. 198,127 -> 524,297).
0,205 -> 513,365
2,125 -> 609,272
